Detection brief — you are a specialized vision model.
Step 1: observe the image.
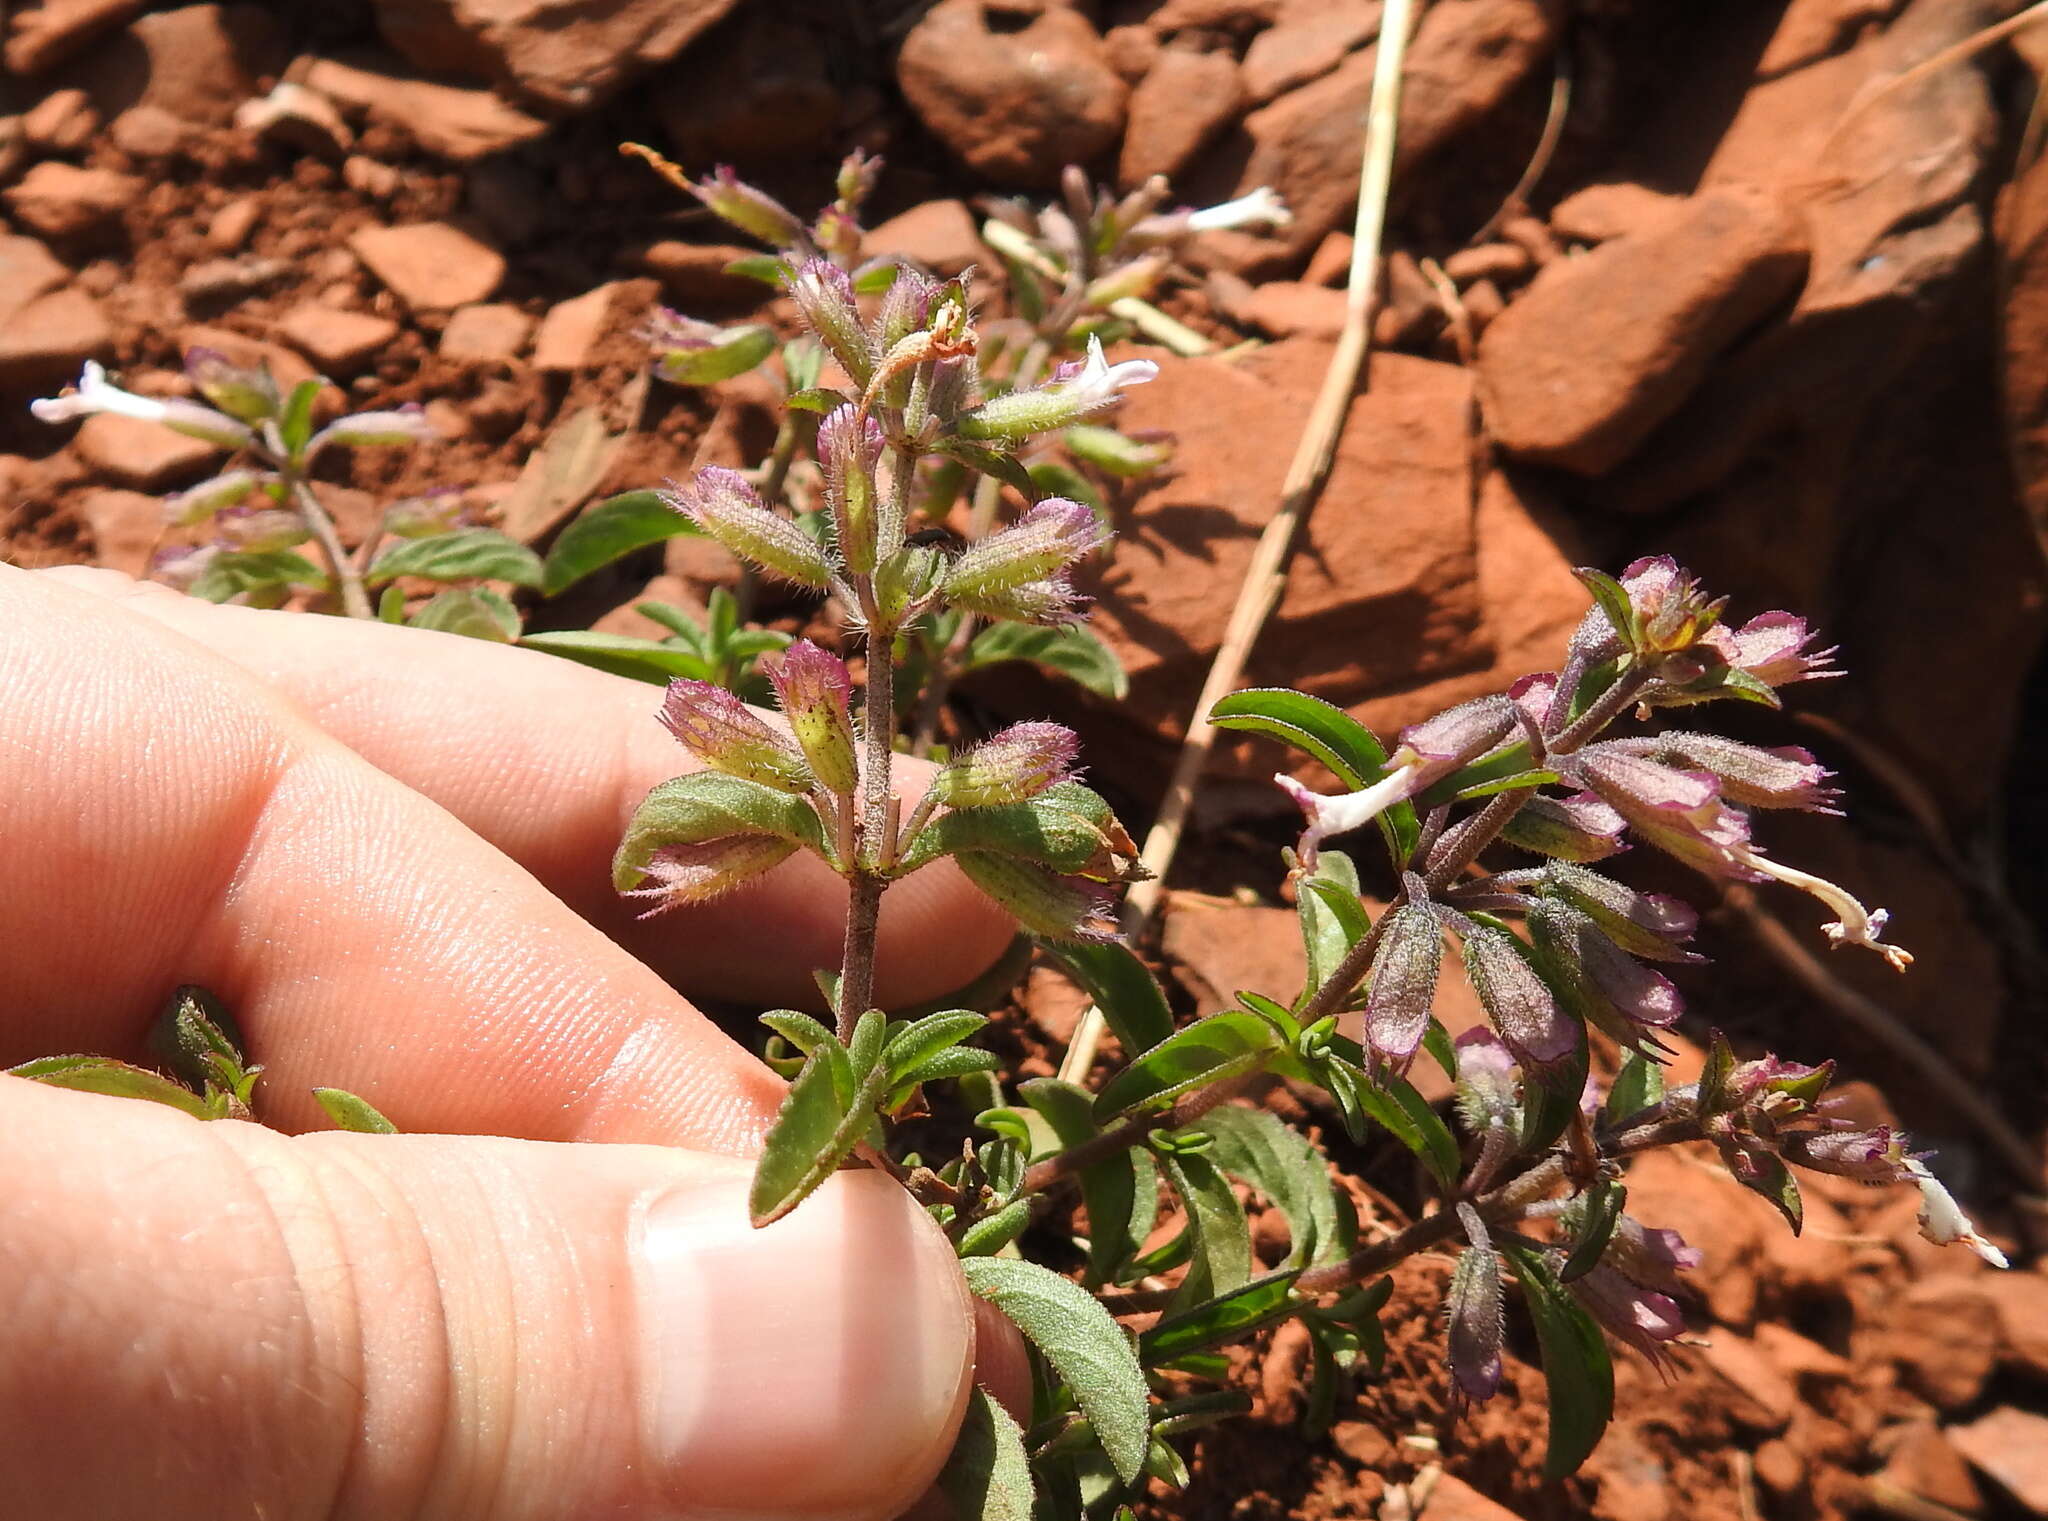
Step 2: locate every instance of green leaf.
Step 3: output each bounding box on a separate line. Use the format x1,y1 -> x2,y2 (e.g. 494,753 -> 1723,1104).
1025,460 -> 1103,513
1063,424 -> 1169,478
1519,1034 -> 1591,1155
367,528 -> 543,588
851,259 -> 901,295
1140,1271 -> 1300,1363
1501,1244 -> 1614,1480
312,1086 -> 399,1133
408,586 -> 521,641
1093,1012 -> 1279,1120
1298,851 -> 1368,1003
1574,567 -> 1637,648
1019,1078 -> 1156,1286
654,323 -> 776,385
1603,1049 -> 1664,1127
957,1198 -> 1033,1257
1158,1148 -> 1252,1309
1037,940 -> 1174,1057
725,252 -> 791,286
784,385 -> 848,413
964,622 -> 1129,700
8,1055 -> 212,1118
1560,1180 -> 1626,1282
277,378 -> 323,461
959,1256 -> 1151,1486
1338,1055 -> 1461,1190
748,1041 -> 884,1226
759,1009 -> 835,1056
188,548 -> 326,602
540,489 -> 697,596
146,985 -> 247,1094
1208,689 -> 1418,864
882,1010 -> 987,1076
1199,1104 -> 1346,1268
1733,1149 -> 1804,1234
519,629 -> 716,684
613,771 -> 829,888
892,1045 -> 1001,1089
938,1386 -> 1036,1521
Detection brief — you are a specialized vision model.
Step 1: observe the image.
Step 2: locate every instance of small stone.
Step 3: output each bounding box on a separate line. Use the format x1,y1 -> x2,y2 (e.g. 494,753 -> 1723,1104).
21,88 -> 99,152
1442,241 -> 1533,287
343,155 -> 403,199
125,5 -> 284,127
1102,23 -> 1159,83
1549,181 -> 1686,246
1330,1419 -> 1392,1468
1879,1424 -> 1983,1514
0,286 -> 111,390
80,488 -> 162,576
1241,2 -> 1380,104
896,0 -> 1129,189
107,104 -> 189,160
1302,231 -> 1354,287
1497,214 -> 1562,266
863,200 -> 983,278
421,397 -> 469,440
1982,1267 -> 2048,1378
4,162 -> 141,241
1237,280 -> 1348,340
1951,1407 -> 2048,1515
531,281 -> 626,371
1422,1474 -> 1527,1521
4,0 -> 143,75
655,7 -> 839,164
438,301 -> 534,364
178,256 -> 291,306
1699,1332 -> 1796,1432
1118,44 -> 1243,188
74,413 -> 222,489
1884,1278 -> 2002,1411
205,197 -> 260,252
1751,1323 -> 1851,1382
636,240 -> 765,310
0,236 -> 71,313
278,303 -> 399,375
349,220 -> 504,310
1461,278 -> 1505,329
299,56 -> 548,162
1752,1439 -> 1804,1500
235,80 -> 354,159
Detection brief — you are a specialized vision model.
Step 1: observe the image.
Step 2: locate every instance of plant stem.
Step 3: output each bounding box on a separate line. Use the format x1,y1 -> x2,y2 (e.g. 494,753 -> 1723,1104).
288,474 -> 372,620
1019,1072 -> 1253,1195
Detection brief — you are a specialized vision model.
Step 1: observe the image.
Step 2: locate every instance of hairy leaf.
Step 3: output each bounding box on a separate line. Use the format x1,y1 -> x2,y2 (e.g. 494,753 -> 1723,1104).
1502,1244 -> 1614,1480
367,528 -> 543,588
1093,1012 -> 1279,1119
939,1386 -> 1036,1521
1603,1049 -> 1665,1128
1158,1148 -> 1252,1309
408,587 -> 520,642
1139,1271 -> 1300,1363
964,622 -> 1129,700
1560,1181 -> 1626,1283
614,771 -> 828,888
188,548 -> 326,602
312,1087 -> 398,1134
9,1055 -> 213,1117
1038,940 -> 1175,1057
1199,1104 -> 1347,1268
747,1041 -> 882,1226
519,629 -> 717,684
540,489 -> 699,596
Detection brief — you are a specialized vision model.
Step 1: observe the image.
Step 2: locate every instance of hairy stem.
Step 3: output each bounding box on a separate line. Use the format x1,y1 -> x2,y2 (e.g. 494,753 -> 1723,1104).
288,474 -> 372,620
1020,1072 -> 1254,1195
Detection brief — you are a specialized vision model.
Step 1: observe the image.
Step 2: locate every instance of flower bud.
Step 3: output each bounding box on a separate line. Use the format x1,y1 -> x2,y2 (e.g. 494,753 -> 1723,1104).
666,466 -> 834,588
1574,747 -> 1758,879
1566,1262 -> 1686,1370
1063,423 -> 1174,478
307,406 -> 436,455
1499,791 -> 1628,862
1529,900 -> 1681,1049
646,311 -> 777,386
1602,1217 -> 1702,1294
1397,695 -> 1519,774
1445,1245 -> 1505,1405
955,337 -> 1158,445
954,851 -> 1119,943
787,260 -> 875,390
1540,861 -> 1700,963
1453,1027 -> 1521,1132
872,543 -> 946,623
767,640 -> 859,798
817,404 -> 883,573
944,499 -> 1108,602
216,506 -> 311,552
687,165 -> 806,249
877,264 -> 938,351
1700,610 -> 1840,687
1653,733 -> 1841,812
811,204 -> 863,266
1779,1126 -> 1910,1183
932,722 -> 1080,810
623,835 -> 800,914
1361,898 -> 1443,1069
184,347 -> 280,424
835,147 -> 882,211
1460,925 -> 1578,1068
1619,555 -> 1725,655
162,469 -> 263,527
946,573 -> 1086,627
659,679 -> 813,793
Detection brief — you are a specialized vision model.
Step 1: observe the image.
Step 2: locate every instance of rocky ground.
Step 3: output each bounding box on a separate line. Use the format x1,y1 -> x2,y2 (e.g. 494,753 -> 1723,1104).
2,0 -> 2046,1517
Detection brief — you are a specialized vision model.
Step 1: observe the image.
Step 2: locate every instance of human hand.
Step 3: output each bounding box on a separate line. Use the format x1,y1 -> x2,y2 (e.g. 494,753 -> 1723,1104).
0,565 -> 1021,1520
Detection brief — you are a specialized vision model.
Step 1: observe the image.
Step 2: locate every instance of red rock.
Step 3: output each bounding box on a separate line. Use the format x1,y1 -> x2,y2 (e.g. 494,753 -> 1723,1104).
1102,23 -> 1159,84
1752,1323 -> 1851,1382
343,155 -> 403,200
299,55 -> 548,162
1442,242 -> 1532,287
80,488 -> 162,576
350,221 -> 504,310
1422,1474 -> 1526,1521
439,302 -> 534,364
0,236 -> 72,316
205,198 -> 260,253
1616,1148 -> 1764,1328
863,201 -> 984,278
897,0 -> 1129,189
1302,230 -> 1353,287
1548,182 -> 1685,245
107,104 -> 189,160
178,256 -> 291,307
22,88 -> 98,152
1235,0 -> 1557,259
234,81 -> 353,159
1460,278 -> 1505,330
371,0 -> 741,111
1234,279 -> 1348,340
1877,1278 -> 2002,1412
1700,1333 -> 1797,1433
1160,898 -> 1306,1012
1757,0 -> 1902,78
0,287 -> 112,390
1983,1269 -> 2048,1378
74,414 -> 222,490
4,0 -> 142,74
531,281 -> 631,372
635,240 -> 763,311
1752,1439 -> 1804,1499
1240,1 -> 1379,104
4,162 -> 141,241
120,5 -> 283,127
1152,0 -> 1281,26
1476,187 -> 1809,474
1330,1418 -> 1392,1468
1118,45 -> 1243,188
1951,1407 -> 2048,1515
278,304 -> 399,375
1879,1424 -> 1983,1514
654,7 -> 839,164
1016,961 -> 1092,1045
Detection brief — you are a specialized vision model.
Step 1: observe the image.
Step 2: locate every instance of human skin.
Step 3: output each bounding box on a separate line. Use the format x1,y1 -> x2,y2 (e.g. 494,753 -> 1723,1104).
0,565 -> 1023,1520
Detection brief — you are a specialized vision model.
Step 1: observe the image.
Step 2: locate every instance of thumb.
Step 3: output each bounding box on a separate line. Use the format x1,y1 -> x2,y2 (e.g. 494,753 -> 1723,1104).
0,1077 -> 976,1521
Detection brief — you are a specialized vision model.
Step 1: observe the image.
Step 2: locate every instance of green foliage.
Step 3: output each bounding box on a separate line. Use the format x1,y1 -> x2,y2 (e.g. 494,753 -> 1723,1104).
540,489 -> 701,596
366,528 -> 543,588
1502,1244 -> 1614,1479
1208,688 -> 1419,863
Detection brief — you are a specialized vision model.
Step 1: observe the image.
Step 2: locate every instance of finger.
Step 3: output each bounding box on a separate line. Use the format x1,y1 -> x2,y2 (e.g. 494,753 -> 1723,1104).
44,567 -> 1016,1010
0,1078 -> 974,1521
1,563 -> 782,1146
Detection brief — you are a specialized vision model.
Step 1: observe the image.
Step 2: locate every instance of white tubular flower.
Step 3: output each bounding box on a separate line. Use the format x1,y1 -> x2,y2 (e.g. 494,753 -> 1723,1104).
1907,1159 -> 2009,1268
32,360 -> 254,449
1067,334 -> 1160,411
1186,187 -> 1293,232
1727,846 -> 1912,971
955,335 -> 1158,444
1276,765 -> 1422,870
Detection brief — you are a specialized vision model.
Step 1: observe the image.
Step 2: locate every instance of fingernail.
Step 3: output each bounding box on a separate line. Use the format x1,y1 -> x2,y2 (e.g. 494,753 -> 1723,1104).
636,1167 -> 974,1520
